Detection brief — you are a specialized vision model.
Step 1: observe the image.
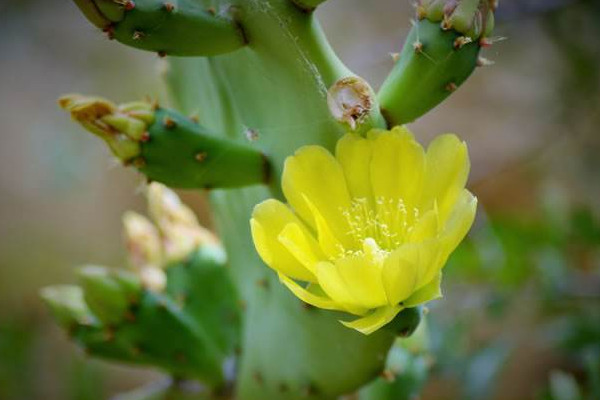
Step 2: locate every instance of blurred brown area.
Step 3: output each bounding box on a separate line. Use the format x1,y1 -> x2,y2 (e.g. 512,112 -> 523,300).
0,0 -> 598,399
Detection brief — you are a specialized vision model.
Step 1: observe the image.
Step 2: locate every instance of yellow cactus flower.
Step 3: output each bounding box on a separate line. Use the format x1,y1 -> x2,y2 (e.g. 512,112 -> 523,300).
250,127 -> 477,334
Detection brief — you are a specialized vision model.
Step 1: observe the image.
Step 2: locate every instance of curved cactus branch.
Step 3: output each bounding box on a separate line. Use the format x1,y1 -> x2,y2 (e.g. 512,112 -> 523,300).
59,95 -> 271,189
289,0 -> 329,12
378,0 -> 496,125
71,0 -> 247,56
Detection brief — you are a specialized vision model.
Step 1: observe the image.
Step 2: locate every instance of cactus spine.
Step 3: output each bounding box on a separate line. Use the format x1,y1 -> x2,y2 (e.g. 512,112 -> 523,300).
45,0 -> 497,399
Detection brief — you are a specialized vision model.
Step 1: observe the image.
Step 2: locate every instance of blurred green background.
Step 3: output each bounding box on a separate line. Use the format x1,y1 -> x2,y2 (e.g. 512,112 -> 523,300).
0,0 -> 598,399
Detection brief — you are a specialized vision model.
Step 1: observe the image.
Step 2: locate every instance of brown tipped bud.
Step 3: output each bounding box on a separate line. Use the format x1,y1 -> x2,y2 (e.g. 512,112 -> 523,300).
327,76 -> 379,131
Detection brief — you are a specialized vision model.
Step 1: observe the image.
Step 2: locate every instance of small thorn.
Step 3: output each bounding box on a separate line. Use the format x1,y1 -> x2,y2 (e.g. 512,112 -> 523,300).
380,369 -> 396,382
175,352 -> 187,363
103,327 -> 115,342
195,152 -> 207,162
477,56 -> 495,67
244,127 -> 259,141
445,82 -> 457,92
130,345 -> 142,356
389,52 -> 400,63
441,15 -> 452,30
454,36 -> 472,49
132,157 -> 146,169
102,26 -> 115,40
301,302 -> 314,311
163,116 -> 176,129
253,371 -> 264,385
189,114 -> 200,124
140,131 -> 150,142
479,37 -> 493,48
416,5 -> 427,20
124,0 -> 135,11
132,30 -> 144,40
157,51 -> 167,58
412,40 -> 423,53
206,6 -> 216,15
163,2 -> 175,12
278,382 -> 290,393
302,383 -> 318,397
256,278 -> 269,289
423,306 -> 430,315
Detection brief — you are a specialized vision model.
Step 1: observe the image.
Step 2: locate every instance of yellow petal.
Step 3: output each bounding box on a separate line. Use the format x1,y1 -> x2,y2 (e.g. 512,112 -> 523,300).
251,199 -> 316,282
304,195 -> 346,259
335,133 -> 373,202
408,207 -> 439,243
440,189 -> 477,256
316,262 -> 369,316
278,223 -> 325,274
421,134 -> 470,222
335,254 -> 388,309
403,272 -> 442,307
282,145 -> 352,243
341,305 -> 403,335
369,126 -> 425,208
382,247 -> 420,305
278,273 -> 345,312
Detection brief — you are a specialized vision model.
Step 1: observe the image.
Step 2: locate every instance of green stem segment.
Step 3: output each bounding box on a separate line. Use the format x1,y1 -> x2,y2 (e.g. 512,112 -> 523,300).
378,19 -> 481,126
139,108 -> 270,189
73,0 -> 246,56
59,95 -> 270,189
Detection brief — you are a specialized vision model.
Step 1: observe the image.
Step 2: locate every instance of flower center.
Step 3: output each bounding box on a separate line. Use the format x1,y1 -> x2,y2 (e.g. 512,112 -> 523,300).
340,197 -> 419,255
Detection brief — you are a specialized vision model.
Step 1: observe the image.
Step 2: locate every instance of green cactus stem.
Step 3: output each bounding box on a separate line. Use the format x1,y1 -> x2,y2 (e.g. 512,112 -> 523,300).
59,95 -> 271,189
289,0 -> 328,12
358,321 -> 432,400
72,0 -> 247,56
378,0 -> 496,125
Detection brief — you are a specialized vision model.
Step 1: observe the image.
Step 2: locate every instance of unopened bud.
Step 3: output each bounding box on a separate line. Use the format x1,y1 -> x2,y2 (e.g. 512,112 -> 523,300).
139,266 -> 167,292
77,265 -> 140,325
147,183 -> 218,263
327,76 -> 380,131
123,211 -> 163,270
59,94 -> 155,162
40,285 -> 96,328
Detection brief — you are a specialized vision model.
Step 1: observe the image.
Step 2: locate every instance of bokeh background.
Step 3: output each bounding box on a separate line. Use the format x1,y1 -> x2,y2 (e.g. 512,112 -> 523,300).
1,0 -> 599,399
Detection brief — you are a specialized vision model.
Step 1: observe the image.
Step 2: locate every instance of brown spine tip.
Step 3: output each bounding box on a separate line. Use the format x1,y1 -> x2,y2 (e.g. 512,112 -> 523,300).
278,382 -> 290,393
380,369 -> 396,382
206,6 -> 216,15
140,131 -> 150,142
132,157 -> 146,169
454,36 -> 472,49
253,371 -> 264,385
302,383 -> 318,397
412,40 -> 424,54
479,37 -> 493,48
157,51 -> 167,58
416,5 -> 427,20
163,2 -> 175,12
441,15 -> 452,30
389,52 -> 400,63
163,116 -> 176,129
445,82 -> 458,92
256,278 -> 269,289
102,26 -> 115,40
124,0 -> 136,11
195,152 -> 207,162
